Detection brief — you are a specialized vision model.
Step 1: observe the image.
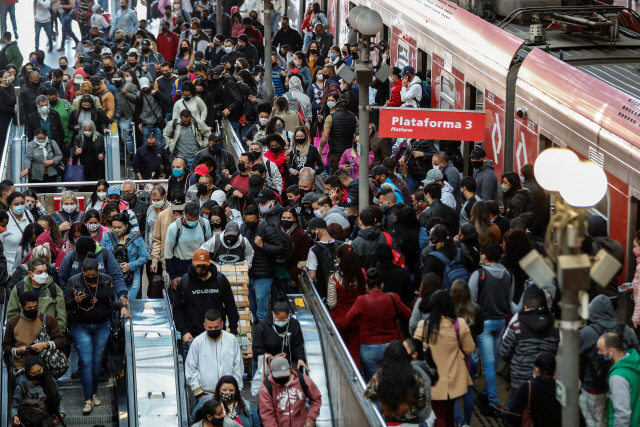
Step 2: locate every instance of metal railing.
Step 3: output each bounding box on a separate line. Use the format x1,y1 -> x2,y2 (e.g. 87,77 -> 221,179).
0,119 -> 12,182
13,178 -> 169,188
298,272 -> 387,427
220,117 -> 245,161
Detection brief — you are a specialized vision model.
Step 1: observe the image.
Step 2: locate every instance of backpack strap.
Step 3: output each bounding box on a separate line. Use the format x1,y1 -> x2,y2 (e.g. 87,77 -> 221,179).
54,211 -> 67,224
383,231 -> 392,247
477,268 -> 487,295
428,250 -> 450,265
172,219 -> 183,254
19,381 -> 32,399
211,234 -> 222,259
108,232 -> 118,249
263,373 -> 309,398
121,232 -> 141,251
386,292 -> 398,320
263,377 -> 273,396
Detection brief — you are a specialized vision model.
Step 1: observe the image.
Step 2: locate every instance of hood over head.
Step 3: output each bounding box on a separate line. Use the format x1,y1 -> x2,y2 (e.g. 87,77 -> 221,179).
588,295 -> 617,329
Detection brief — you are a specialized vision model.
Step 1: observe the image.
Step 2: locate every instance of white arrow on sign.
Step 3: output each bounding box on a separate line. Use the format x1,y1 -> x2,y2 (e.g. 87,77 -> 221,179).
492,115 -> 502,165
516,131 -> 528,172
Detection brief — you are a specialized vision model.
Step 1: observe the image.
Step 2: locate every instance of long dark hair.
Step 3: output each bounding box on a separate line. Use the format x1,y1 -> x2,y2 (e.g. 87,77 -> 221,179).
392,207 -> 421,268
209,205 -> 228,231
238,69 -> 256,89
404,338 -> 439,385
23,356 -> 63,418
376,341 -> 417,418
417,273 -> 443,314
89,179 -> 110,206
430,224 -> 457,259
423,290 -> 457,345
36,215 -> 62,248
192,399 -> 222,423
213,375 -> 248,416
19,223 -> 44,255
335,243 -> 365,291
502,172 -> 522,198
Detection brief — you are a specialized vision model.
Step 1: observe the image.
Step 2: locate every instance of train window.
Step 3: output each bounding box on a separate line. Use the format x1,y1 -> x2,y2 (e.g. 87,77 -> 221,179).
465,83 -> 484,112
440,71 -> 455,110
418,49 -> 430,75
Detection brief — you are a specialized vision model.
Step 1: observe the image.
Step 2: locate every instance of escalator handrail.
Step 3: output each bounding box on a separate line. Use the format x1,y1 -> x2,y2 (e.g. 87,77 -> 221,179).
0,119 -> 13,181
220,117 -> 245,160
0,301 -> 8,427
124,317 -> 137,427
297,271 -> 387,426
163,288 -> 190,427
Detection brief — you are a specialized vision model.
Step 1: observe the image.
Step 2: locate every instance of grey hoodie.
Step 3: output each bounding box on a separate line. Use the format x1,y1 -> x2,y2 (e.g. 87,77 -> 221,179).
469,262 -> 517,319
579,295 -> 640,391
473,159 -> 499,201
411,360 -> 436,422
323,205 -> 350,229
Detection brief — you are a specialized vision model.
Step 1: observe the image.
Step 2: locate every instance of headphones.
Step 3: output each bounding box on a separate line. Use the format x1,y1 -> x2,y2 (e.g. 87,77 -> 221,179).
174,156 -> 190,174
430,224 -> 451,244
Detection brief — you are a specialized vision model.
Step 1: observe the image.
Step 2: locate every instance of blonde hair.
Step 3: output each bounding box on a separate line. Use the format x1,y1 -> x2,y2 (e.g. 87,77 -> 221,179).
32,243 -> 52,264
60,190 -> 78,206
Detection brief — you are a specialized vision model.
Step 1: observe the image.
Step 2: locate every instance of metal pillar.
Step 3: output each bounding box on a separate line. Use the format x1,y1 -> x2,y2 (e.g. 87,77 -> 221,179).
356,35 -> 373,209
216,0 -> 222,41
264,0 -> 274,102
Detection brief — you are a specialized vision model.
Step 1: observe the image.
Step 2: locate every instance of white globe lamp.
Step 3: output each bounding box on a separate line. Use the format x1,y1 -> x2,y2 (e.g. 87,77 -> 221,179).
355,9 -> 384,36
559,160 -> 608,207
534,148 -> 579,193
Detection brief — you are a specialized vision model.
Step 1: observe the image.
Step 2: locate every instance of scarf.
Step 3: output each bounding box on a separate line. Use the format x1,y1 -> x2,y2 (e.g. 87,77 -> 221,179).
34,137 -> 48,158
284,222 -> 297,236
223,401 -> 239,420
264,149 -> 286,171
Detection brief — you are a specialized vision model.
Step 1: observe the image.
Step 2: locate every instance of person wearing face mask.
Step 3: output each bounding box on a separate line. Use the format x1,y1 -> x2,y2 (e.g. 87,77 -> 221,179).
469,147 -> 498,201
274,207 -> 310,295
188,20 -> 211,53
109,0 -> 140,41
201,220 -> 254,266
173,249 -> 238,346
72,120 -> 106,189
2,291 -> 67,378
133,134 -> 172,183
257,356 -> 322,426
7,257 -> 66,332
21,126 -> 64,193
1,192 -> 35,272
254,189 -> 282,227
243,103 -> 271,145
272,16 -> 303,53
192,399 -> 243,427
499,172 -> 531,221
194,376 -> 258,427
157,21 -> 180,64
136,77 -> 168,147
171,81 -> 208,122
211,64 -> 245,139
287,126 -> 323,185
121,180 -> 150,237
192,133 -> 237,183
248,65 -> 273,104
187,171 -> 217,206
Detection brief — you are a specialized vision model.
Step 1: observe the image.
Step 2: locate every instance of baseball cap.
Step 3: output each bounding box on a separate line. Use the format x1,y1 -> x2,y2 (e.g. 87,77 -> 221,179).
83,64 -> 95,75
250,65 -> 264,74
161,20 -> 171,27
107,185 -> 121,196
270,357 -> 291,379
82,39 -> 94,47
209,133 -> 222,142
178,66 -> 189,76
101,47 -> 112,55
470,147 -> 487,159
192,249 -> 210,266
115,30 -> 126,37
141,39 -> 152,47
73,73 -> 85,84
139,77 -> 150,88
193,63 -> 205,72
93,37 -> 104,46
248,174 -> 264,194
255,189 -> 276,204
211,65 -> 225,80
422,168 -> 444,184
224,222 -> 240,237
170,190 -> 186,211
302,192 -> 316,204
91,4 -> 101,12
370,165 -> 388,177
305,217 -> 327,234
400,66 -> 415,77
211,190 -> 227,205
194,164 -> 209,176
96,70 -> 107,79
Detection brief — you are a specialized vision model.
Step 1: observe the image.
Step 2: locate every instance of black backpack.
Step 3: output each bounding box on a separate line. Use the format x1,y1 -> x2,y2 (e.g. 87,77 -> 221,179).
582,322 -> 631,390
0,46 -> 8,71
16,276 -> 57,300
418,81 -> 430,108
107,232 -> 141,285
274,229 -> 295,266
17,382 -> 49,427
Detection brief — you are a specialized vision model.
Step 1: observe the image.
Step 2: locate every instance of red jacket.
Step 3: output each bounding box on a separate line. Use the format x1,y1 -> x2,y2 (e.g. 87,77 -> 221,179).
387,79 -> 403,107
23,231 -> 66,271
258,371 -> 322,427
240,27 -> 263,44
287,226 -> 311,280
346,289 -> 411,345
156,31 -> 180,62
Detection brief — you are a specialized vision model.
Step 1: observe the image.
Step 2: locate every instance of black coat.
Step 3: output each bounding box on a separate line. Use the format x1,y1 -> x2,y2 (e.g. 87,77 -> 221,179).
419,200 -> 459,236
375,262 -> 415,306
217,75 -> 244,121
383,203 -> 406,232
287,144 -> 324,185
128,196 -> 150,240
239,222 -> 284,278
405,139 -> 437,177
272,28 -> 304,53
193,147 -> 237,188
503,187 -> 530,220
252,313 -> 306,366
26,110 -> 66,151
68,107 -> 110,138
72,133 -> 105,181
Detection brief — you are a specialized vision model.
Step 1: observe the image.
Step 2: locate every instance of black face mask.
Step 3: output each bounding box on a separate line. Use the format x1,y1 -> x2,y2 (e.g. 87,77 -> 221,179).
274,376 -> 290,385
270,146 -> 282,154
122,193 -> 135,202
31,81 -> 40,88
50,99 -> 59,106
128,62 -> 138,69
120,4 -> 127,9
142,48 -> 151,54
147,144 -> 156,150
195,266 -> 209,277
84,275 -> 97,283
225,237 -> 238,246
471,160 -> 484,169
197,184 -> 209,195
208,418 -> 224,426
180,46 -> 189,53
104,66 -> 113,72
211,220 -> 222,228
165,12 -> 171,17
22,309 -> 39,320
206,329 -> 222,339
30,373 -> 44,382
116,38 -> 124,44
162,26 -> 169,33
272,62 -> 278,68
82,106 -> 91,111
238,163 -> 247,172
245,221 -> 258,231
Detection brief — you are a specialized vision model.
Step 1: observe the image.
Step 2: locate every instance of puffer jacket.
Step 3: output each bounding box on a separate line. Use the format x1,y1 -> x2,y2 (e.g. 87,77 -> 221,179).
328,108 -> 357,154
499,308 -> 560,387
95,82 -> 115,119
503,187 -> 530,220
351,226 -> 401,270
239,222 -> 284,278
383,203 -> 406,232
163,117 -> 211,156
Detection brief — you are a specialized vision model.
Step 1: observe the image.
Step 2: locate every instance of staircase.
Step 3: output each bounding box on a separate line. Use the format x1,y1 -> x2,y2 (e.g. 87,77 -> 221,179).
58,380 -> 118,427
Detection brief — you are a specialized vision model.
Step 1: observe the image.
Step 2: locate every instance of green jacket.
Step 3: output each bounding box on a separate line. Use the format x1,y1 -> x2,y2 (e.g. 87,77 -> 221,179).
606,348 -> 640,427
4,41 -> 22,69
7,274 -> 67,331
51,99 -> 74,143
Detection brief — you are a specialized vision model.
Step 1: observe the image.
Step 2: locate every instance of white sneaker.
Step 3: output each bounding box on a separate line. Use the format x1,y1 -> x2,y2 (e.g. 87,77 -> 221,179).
82,400 -> 93,414
92,394 -> 102,406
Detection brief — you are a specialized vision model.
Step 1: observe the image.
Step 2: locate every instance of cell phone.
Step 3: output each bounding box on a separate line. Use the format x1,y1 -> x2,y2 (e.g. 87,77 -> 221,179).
25,346 -> 31,350
618,283 -> 633,292
76,291 -> 85,297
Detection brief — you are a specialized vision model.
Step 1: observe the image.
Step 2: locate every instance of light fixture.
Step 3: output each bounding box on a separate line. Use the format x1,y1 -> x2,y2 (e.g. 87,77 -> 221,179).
534,148 -> 579,193
559,160 -> 608,207
348,6 -> 369,31
355,9 -> 384,36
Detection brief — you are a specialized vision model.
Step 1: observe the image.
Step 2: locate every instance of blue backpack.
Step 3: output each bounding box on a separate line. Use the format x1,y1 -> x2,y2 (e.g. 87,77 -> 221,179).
428,249 -> 470,291
419,82 -> 431,108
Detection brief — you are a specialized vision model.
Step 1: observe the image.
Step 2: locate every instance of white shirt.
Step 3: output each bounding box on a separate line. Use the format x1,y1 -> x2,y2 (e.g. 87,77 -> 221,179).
91,13 -> 110,30
185,330 -> 244,394
400,75 -> 423,108
306,240 -> 335,272
34,0 -> 51,23
2,211 -> 34,273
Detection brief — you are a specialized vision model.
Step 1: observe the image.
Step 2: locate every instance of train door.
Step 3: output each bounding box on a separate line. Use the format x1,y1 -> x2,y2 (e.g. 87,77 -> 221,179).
462,83 -> 484,175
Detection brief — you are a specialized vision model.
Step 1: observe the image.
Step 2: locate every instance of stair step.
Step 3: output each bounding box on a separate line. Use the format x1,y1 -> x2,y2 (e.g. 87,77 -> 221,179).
59,383 -> 116,426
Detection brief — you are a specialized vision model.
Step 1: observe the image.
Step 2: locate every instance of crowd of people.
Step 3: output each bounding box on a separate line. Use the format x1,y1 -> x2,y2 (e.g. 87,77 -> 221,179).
0,2 -> 639,427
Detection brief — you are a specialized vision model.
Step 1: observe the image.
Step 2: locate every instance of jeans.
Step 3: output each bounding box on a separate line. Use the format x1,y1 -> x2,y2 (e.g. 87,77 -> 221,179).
60,13 -> 79,45
360,342 -> 389,383
271,12 -> 281,36
35,21 -> 53,51
4,4 -> 16,32
302,34 -> 313,52
405,173 -> 426,194
142,126 -> 164,148
118,117 -> 133,154
477,319 -> 505,406
249,276 -> 272,322
72,321 -> 111,401
454,349 -> 479,426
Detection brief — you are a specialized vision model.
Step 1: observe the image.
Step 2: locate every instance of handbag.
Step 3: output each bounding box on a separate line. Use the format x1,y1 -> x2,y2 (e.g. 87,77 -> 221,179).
502,381 -> 534,427
453,318 -> 471,372
387,293 -> 404,342
147,274 -> 164,299
108,310 -> 126,356
34,314 -> 70,379
496,355 -> 511,384
64,155 -> 84,187
147,94 -> 167,129
251,354 -> 271,396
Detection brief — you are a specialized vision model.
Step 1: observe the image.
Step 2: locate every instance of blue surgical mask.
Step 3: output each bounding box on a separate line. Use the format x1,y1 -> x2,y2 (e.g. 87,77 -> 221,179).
348,214 -> 357,224
381,204 -> 390,213
12,205 -> 26,215
330,53 -> 337,60
327,101 -> 336,109
598,352 -> 611,363
281,219 -> 294,229
273,316 -> 290,328
210,143 -> 222,152
173,168 -> 184,177
186,219 -> 199,227
520,176 -> 525,183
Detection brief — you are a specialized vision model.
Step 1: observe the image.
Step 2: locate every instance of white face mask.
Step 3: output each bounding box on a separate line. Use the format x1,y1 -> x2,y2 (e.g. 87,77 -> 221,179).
259,117 -> 269,126
125,76 -> 132,83
224,46 -> 233,53
152,200 -> 165,209
137,38 -> 143,44
33,272 -> 49,285
87,223 -> 100,232
501,184 -> 510,192
259,201 -> 274,213
97,191 -> 107,200
84,131 -> 92,137
316,74 -> 324,81
254,75 -> 261,82
63,204 -> 77,213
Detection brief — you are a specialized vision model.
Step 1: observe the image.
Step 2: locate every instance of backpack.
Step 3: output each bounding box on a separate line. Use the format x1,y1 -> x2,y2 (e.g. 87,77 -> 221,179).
172,217 -> 208,253
419,82 -> 431,108
274,229 -> 295,266
238,80 -> 251,100
107,232 -> 141,285
17,382 -> 49,427
262,372 -> 310,398
54,210 -> 84,226
583,322 -> 630,390
17,275 -> 57,300
0,46 -> 9,71
428,249 -> 470,291
382,232 -> 407,268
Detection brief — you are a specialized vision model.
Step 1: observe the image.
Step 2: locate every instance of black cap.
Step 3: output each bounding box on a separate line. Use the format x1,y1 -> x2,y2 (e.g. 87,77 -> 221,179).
208,133 -> 222,141
470,147 -> 487,159
305,217 -> 327,234
193,63 -> 205,72
161,20 -> 171,26
178,66 -> 189,76
141,39 -> 152,47
169,189 -> 186,209
250,65 -> 264,74
76,236 -> 96,256
92,37 -> 104,46
211,65 -> 225,79
112,70 -> 124,80
370,165 -> 388,177
255,189 -> 276,204
35,49 -> 45,57
248,174 -> 264,194
81,94 -> 93,103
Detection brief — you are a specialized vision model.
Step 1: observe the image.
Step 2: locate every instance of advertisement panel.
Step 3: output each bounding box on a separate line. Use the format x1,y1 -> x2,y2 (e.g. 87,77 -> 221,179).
378,108 -> 486,140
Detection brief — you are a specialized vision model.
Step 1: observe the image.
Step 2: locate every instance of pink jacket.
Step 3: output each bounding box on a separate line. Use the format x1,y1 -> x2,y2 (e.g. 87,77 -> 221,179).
632,256 -> 640,324
338,149 -> 374,179
258,371 -> 322,427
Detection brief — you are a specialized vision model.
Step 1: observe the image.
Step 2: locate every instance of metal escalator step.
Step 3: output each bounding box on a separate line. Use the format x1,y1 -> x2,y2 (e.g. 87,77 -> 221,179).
59,384 -> 116,426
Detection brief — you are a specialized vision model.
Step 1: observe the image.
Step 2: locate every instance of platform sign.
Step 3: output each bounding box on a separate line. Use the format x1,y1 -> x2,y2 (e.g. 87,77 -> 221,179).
377,108 -> 486,140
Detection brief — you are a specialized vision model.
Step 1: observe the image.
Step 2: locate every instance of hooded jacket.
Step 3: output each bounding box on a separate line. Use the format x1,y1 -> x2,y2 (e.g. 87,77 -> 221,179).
200,231 -> 255,268
579,295 -> 640,392
252,314 -> 306,367
473,160 -> 499,201
173,263 -> 239,337
322,205 -> 350,229
261,202 -> 283,228
163,117 -> 212,155
351,226 -> 401,270
240,222 -> 284,278
400,75 -> 423,108
468,262 -> 516,320
23,136 -> 64,182
606,348 -> 640,427
499,308 -> 560,387
7,275 -> 67,331
288,77 -> 312,124
23,231 -> 66,271
3,41 -> 22,69
584,216 -> 625,298
258,371 -> 322,427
